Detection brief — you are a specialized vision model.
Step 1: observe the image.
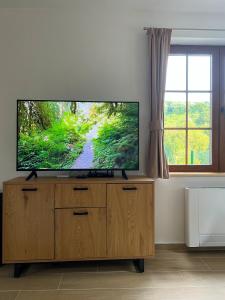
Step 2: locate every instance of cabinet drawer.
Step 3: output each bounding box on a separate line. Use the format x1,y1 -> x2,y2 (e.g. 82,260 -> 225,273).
55,184 -> 106,208
55,208 -> 106,259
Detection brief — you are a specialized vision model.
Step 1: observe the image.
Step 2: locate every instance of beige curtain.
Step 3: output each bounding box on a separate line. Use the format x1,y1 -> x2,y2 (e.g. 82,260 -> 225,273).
146,28 -> 172,179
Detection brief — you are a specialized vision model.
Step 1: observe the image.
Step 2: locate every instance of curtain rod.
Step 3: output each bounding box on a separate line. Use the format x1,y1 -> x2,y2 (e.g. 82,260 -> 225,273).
144,27 -> 225,32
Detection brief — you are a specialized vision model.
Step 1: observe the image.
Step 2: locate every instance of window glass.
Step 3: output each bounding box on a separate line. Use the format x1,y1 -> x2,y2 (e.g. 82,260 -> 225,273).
188,55 -> 211,91
188,130 -> 212,165
164,53 -> 212,166
165,55 -> 186,91
188,93 -> 211,128
164,92 -> 186,128
164,130 -> 186,165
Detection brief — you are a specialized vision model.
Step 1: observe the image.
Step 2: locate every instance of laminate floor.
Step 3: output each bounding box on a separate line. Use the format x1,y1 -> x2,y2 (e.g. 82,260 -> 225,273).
2,248 -> 225,299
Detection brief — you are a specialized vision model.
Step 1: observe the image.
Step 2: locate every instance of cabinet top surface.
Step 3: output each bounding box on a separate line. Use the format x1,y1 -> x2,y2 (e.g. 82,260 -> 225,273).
4,176 -> 154,185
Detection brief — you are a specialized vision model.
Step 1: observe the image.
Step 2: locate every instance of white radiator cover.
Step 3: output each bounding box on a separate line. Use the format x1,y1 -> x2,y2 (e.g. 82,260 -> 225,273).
185,188 -> 225,247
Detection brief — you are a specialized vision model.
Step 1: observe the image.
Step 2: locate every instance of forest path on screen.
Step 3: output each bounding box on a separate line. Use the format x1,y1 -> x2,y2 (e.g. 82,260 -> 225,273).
72,124 -> 99,169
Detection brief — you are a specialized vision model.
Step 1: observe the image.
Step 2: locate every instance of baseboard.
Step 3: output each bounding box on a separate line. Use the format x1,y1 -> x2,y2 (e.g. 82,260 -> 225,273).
155,244 -> 186,250
155,243 -> 225,251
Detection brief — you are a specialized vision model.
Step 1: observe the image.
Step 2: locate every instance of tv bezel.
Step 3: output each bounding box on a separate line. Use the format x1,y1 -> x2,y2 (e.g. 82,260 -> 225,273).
16,99 -> 140,172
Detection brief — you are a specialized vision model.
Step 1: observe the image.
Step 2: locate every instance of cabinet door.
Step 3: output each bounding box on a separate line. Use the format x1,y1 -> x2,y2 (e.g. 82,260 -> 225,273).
3,184 -> 54,262
107,184 -> 154,258
55,208 -> 106,259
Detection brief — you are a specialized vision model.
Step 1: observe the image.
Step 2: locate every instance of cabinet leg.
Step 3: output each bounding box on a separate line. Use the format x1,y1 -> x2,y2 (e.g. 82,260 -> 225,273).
14,263 -> 30,278
133,259 -> 144,273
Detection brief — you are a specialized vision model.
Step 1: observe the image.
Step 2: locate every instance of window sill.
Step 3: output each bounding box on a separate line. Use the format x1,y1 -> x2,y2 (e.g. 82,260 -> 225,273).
170,172 -> 225,177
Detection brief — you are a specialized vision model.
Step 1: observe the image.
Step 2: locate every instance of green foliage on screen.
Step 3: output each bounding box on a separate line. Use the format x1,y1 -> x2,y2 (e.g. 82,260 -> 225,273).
92,103 -> 139,169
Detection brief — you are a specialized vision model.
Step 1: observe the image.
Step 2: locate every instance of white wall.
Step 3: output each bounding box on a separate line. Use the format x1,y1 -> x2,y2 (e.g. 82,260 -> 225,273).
1,2 -> 225,243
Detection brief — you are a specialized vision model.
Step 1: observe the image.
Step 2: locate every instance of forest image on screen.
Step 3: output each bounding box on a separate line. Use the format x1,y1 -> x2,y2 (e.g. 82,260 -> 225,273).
18,101 -> 139,170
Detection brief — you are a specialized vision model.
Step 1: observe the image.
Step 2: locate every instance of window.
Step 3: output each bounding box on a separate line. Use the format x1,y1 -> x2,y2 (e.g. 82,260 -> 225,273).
164,46 -> 222,172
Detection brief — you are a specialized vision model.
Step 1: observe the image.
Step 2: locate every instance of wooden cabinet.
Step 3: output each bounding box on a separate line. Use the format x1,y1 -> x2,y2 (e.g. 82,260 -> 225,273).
3,177 -> 154,272
3,184 -> 54,261
107,184 -> 154,257
55,208 -> 106,259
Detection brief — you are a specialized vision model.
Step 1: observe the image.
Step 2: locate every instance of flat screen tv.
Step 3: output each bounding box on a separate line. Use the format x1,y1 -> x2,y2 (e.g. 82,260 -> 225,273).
17,100 -> 139,171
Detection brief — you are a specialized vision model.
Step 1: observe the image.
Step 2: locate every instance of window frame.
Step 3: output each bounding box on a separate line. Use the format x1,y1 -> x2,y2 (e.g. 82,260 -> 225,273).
219,47 -> 225,172
165,45 -> 220,172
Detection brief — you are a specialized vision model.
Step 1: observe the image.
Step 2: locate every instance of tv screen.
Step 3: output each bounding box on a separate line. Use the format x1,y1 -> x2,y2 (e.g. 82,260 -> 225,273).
17,100 -> 139,171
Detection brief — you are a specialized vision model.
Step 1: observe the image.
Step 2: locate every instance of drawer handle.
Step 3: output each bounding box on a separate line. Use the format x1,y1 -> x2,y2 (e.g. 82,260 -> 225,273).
21,188 -> 38,192
73,187 -> 88,191
73,211 -> 88,216
122,187 -> 137,191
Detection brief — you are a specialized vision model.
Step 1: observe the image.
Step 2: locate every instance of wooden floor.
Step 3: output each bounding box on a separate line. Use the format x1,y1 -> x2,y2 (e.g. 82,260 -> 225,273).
2,248 -> 225,299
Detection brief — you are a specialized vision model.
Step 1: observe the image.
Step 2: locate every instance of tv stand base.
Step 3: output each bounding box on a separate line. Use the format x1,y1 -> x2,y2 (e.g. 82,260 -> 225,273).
13,260 -> 144,277
26,171 -> 38,181
133,259 -> 144,273
87,170 -> 114,178
14,263 -> 30,278
122,170 -> 128,180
